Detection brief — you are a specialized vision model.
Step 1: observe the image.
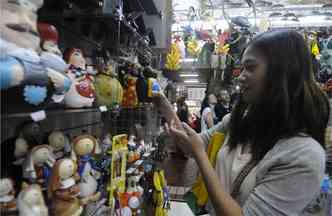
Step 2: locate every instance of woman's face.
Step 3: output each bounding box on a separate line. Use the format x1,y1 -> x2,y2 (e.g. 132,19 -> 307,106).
239,46 -> 268,104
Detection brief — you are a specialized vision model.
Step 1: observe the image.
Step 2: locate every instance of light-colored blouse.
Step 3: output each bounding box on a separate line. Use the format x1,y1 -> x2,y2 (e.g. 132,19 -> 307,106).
200,114 -> 326,215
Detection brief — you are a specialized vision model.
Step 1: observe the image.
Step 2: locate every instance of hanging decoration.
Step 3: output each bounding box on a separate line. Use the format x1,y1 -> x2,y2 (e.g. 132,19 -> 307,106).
165,43 -> 181,71
187,38 -> 200,58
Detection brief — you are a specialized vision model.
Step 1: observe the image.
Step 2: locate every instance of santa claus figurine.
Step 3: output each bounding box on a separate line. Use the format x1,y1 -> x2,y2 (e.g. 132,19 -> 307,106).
63,48 -> 95,108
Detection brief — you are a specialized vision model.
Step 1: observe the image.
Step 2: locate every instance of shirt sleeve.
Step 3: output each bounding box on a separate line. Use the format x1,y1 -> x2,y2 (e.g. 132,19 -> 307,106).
242,138 -> 326,216
200,113 -> 231,148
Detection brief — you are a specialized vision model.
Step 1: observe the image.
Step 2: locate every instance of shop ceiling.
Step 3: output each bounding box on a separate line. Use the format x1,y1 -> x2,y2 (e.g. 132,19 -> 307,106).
173,0 -> 332,21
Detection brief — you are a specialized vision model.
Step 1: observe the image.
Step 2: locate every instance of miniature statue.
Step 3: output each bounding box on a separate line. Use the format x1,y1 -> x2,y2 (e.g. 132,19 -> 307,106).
0,178 -> 17,214
95,64 -> 123,108
71,135 -> 102,214
64,48 -> 95,108
17,184 -> 48,216
0,0 -> 71,106
48,159 -> 83,216
48,131 -> 71,159
37,22 -> 62,56
23,145 -> 56,189
13,137 -> 29,166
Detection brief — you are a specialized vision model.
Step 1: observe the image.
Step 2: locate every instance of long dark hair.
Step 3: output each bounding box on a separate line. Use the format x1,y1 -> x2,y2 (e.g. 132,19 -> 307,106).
229,30 -> 330,162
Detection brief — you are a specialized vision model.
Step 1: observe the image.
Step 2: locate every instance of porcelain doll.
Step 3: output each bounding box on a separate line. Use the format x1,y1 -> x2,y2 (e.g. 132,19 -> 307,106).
64,48 -> 95,108
0,0 -> 43,50
37,22 -> 62,56
48,159 -> 83,216
0,0 -> 71,106
23,145 -> 56,188
0,178 -> 17,213
48,131 -> 71,159
13,137 -> 29,166
37,22 -> 72,101
71,135 -> 101,213
95,65 -> 123,108
122,72 -> 138,107
17,184 -> 48,216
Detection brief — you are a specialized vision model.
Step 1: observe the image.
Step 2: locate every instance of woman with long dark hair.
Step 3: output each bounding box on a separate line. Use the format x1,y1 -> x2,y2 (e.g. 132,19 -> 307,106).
153,30 -> 330,215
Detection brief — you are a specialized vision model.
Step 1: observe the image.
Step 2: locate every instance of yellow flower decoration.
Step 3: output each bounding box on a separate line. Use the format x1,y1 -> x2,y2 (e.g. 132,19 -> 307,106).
165,43 -> 181,71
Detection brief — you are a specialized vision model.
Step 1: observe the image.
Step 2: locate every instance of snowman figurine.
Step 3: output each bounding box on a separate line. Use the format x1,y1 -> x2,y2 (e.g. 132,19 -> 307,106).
63,48 -> 95,108
71,135 -> 102,214
0,178 -> 17,214
17,184 -> 48,216
48,158 -> 83,216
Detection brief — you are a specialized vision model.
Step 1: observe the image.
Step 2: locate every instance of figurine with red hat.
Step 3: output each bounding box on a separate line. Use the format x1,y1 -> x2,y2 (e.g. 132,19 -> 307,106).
37,22 -> 62,57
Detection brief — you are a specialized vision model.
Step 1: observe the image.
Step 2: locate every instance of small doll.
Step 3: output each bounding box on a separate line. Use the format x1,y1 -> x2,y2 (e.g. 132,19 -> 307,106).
64,48 -> 95,108
48,131 -> 71,159
23,145 -> 56,189
48,159 -> 83,216
17,184 -> 48,216
0,178 -> 17,214
95,64 -> 123,108
71,135 -> 101,213
37,22 -> 62,56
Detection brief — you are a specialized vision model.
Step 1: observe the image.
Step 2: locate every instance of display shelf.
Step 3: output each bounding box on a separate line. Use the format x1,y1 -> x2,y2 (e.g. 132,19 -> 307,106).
1,108 -> 100,119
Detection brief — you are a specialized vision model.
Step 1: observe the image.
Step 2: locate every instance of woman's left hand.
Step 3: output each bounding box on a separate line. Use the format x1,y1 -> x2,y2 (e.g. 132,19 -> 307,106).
166,120 -> 205,156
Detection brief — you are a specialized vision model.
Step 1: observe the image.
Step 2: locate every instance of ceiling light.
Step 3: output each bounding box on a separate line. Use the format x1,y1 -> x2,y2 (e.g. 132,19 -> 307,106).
180,74 -> 199,77
184,79 -> 199,83
180,58 -> 195,63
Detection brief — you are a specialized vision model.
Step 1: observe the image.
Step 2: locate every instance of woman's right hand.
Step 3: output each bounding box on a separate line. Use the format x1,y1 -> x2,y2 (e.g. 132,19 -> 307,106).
152,92 -> 184,130
166,120 -> 205,156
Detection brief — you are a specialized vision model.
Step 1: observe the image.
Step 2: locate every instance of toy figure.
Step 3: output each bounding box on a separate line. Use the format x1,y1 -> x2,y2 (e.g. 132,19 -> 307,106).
23,145 -> 56,189
0,0 -> 71,107
64,48 -> 95,108
0,178 -> 17,214
48,131 -> 71,159
13,137 -> 29,166
37,22 -> 62,56
37,22 -> 72,102
95,65 -> 123,108
71,135 -> 102,214
122,69 -> 138,108
17,184 -> 48,216
48,159 -> 83,216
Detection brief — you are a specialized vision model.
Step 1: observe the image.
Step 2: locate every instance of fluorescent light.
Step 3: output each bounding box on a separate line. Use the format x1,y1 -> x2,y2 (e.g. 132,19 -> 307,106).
180,58 -> 195,63
180,74 -> 199,77
184,79 -> 199,83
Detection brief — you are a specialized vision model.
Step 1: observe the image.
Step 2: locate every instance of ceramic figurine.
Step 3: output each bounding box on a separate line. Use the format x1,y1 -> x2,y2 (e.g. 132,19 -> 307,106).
37,22 -> 62,56
95,65 -> 123,108
1,0 -> 43,50
23,145 -> 56,188
48,131 -> 71,159
71,135 -> 101,212
48,158 -> 83,216
0,0 -> 71,107
17,184 -> 48,216
13,137 -> 29,166
122,74 -> 138,108
37,22 -> 72,101
0,178 -> 17,213
64,48 -> 95,108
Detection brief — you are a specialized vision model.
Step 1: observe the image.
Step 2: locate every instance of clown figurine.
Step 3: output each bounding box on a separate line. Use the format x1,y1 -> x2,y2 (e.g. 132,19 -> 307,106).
64,48 -> 95,108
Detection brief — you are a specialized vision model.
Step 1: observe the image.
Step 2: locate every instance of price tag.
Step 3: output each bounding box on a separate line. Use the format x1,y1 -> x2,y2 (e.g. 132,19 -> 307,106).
99,106 -> 108,112
30,110 -> 46,122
